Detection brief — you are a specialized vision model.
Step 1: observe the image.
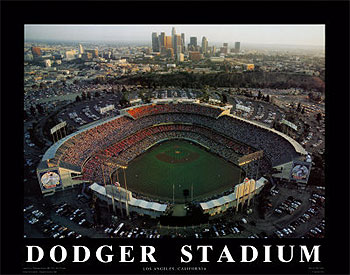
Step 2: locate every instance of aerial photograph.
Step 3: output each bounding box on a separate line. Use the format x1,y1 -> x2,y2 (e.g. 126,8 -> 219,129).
23,24 -> 325,239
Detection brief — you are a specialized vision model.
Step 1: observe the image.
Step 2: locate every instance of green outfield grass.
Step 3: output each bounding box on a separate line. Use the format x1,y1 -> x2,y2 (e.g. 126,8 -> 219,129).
119,139 -> 242,203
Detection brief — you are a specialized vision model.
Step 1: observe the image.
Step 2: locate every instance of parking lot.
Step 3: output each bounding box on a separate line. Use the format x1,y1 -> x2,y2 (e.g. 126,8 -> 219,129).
24,179 -> 325,239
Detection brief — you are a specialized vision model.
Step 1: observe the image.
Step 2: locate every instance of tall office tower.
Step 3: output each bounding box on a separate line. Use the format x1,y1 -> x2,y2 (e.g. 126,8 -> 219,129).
165,36 -> 172,49
211,46 -> 216,56
159,32 -> 166,47
201,36 -> 208,55
190,37 -> 197,47
152,32 -> 160,52
79,44 -> 84,54
171,27 -> 176,48
174,34 -> 182,55
181,33 -> 185,52
31,47 -> 42,59
235,42 -> 241,52
223,43 -> 228,48
188,37 -> 197,51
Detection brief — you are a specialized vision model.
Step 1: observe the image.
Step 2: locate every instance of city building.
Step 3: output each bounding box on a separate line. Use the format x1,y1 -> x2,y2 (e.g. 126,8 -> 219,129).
220,43 -> 228,55
79,44 -> 84,54
65,50 -> 76,61
210,57 -> 225,63
177,53 -> 184,62
44,59 -> 51,67
94,49 -> 99,58
244,64 -> 255,71
84,49 -> 98,59
171,27 -> 176,49
201,36 -> 208,55
165,36 -> 172,49
31,47 -> 42,59
210,46 -> 216,56
188,37 -> 198,51
82,52 -> 93,60
167,48 -> 174,58
181,33 -> 185,52
190,37 -> 197,46
159,32 -> 166,47
152,32 -> 160,52
235,42 -> 241,53
174,34 -> 182,55
160,46 -> 167,56
189,51 -> 202,62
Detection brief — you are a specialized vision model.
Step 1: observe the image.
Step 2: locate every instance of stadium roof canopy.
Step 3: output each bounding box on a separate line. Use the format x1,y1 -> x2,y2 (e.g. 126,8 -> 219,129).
89,183 -> 167,212
199,177 -> 267,211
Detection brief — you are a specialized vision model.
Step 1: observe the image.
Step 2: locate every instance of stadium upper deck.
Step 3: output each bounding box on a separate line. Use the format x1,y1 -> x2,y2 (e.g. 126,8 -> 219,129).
38,101 -> 306,192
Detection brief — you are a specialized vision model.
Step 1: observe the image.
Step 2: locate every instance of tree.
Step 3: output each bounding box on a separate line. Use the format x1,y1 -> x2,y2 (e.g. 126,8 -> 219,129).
24,110 -> 29,121
257,90 -> 262,100
81,91 -> 86,101
87,91 -> 91,100
75,95 -> 81,102
222,94 -> 228,104
94,91 -> 100,97
296,103 -> 301,112
301,107 -> 305,114
30,105 -> 36,117
119,93 -> 130,107
36,104 -> 44,115
316,112 -> 322,123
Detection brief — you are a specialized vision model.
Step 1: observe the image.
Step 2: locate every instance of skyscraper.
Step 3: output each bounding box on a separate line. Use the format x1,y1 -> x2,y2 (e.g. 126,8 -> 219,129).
165,36 -> 172,49
201,36 -> 208,55
152,32 -> 160,52
181,33 -> 185,52
188,37 -> 197,51
159,32 -> 166,47
171,27 -> 176,49
190,37 -> 197,47
174,34 -> 182,55
235,42 -> 241,53
79,44 -> 84,54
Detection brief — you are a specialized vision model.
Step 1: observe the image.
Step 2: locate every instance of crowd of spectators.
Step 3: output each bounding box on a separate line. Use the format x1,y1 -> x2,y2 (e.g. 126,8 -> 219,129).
51,103 -> 300,185
81,124 -> 251,184
127,103 -> 223,119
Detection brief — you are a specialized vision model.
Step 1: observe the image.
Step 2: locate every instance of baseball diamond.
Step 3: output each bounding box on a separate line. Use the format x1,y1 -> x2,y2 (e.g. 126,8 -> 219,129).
120,139 -> 242,203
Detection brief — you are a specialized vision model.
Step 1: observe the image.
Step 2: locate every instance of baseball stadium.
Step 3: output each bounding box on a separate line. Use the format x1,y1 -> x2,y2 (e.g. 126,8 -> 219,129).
37,100 -> 307,224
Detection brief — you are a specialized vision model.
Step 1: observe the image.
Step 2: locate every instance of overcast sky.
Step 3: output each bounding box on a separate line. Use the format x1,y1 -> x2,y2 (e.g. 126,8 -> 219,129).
25,24 -> 325,46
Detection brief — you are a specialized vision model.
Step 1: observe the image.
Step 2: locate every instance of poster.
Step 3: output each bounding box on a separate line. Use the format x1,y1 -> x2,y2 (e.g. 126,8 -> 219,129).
0,1 -> 349,275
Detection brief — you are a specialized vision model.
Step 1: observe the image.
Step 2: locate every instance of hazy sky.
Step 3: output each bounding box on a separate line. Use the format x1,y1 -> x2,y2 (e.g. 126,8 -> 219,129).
25,24 -> 325,46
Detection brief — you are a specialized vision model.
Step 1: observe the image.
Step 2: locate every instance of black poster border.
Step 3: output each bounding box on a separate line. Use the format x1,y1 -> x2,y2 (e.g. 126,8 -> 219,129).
1,1 -> 349,274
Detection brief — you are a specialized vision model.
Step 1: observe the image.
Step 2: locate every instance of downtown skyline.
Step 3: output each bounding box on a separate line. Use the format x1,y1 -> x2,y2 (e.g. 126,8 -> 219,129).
25,25 -> 325,48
